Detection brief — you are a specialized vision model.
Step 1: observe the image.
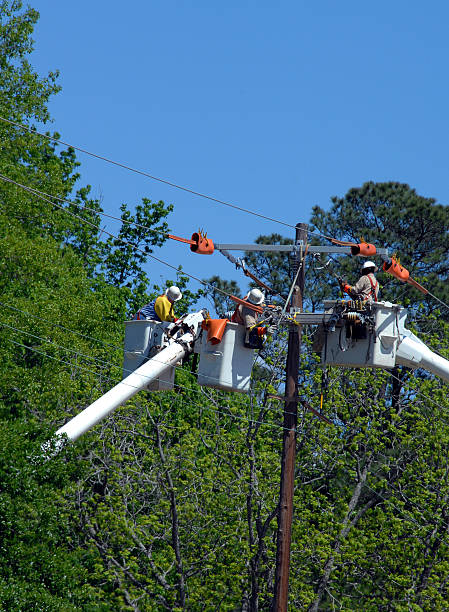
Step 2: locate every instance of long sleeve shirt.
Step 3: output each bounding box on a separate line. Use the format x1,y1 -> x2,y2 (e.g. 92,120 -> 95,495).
233,303 -> 260,329
348,273 -> 379,302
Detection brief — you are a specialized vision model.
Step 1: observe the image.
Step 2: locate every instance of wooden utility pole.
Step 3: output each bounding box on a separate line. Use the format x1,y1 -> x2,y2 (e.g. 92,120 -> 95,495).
272,222 -> 308,612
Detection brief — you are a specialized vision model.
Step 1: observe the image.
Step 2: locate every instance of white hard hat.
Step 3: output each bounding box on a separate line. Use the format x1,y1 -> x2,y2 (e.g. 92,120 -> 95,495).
362,260 -> 377,271
247,288 -> 265,305
165,286 -> 182,302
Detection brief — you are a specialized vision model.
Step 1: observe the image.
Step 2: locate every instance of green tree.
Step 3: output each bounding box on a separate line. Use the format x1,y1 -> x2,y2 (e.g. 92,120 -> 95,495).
310,181 -> 449,312
202,275 -> 242,316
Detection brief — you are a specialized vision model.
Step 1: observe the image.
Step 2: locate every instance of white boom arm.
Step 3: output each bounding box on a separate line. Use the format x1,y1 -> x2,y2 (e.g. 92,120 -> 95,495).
43,311 -> 206,455
396,324 -> 449,383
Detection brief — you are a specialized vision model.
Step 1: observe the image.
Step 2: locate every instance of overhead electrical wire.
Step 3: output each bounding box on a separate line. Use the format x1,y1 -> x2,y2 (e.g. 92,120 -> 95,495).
4,130 -> 449,408
4,122 -> 449,554
0,171 -> 171,241
0,300 -> 123,352
5,170 -> 448,315
313,436 -> 449,548
0,172 -> 286,306
3,335 -> 302,436
0,115 -> 297,230
5,118 -> 449,313
0,174 -> 315,337
3,219 -> 449,404
1,173 -> 307,314
0,320 -> 121,372
0,315 -> 298,422
1,316 -> 241,390
5,317 -> 449,535
0,173 -> 221,297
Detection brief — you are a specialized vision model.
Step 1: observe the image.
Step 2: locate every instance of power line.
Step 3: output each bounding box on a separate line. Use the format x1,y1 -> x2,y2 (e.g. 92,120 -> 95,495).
0,313 -> 295,421
6,171 -> 449,318
312,438 -> 449,552
3,335 -> 295,436
0,172 -> 291,303
0,115 -> 297,230
0,171 -> 170,240
0,320 -> 122,372
0,173 -> 217,296
5,118 -> 449,315
6,318 -> 449,549
4,173 -> 449,417
3,280 -> 449,429
384,367 -> 449,416
0,300 -> 123,352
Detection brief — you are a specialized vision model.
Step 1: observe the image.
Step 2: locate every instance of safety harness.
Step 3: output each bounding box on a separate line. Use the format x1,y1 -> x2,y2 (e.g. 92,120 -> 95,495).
367,273 -> 379,301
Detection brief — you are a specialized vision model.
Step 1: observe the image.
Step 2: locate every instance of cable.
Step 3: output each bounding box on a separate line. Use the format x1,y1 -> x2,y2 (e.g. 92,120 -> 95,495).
423,289 -> 449,313
10,317 -> 449,559
0,171 -> 171,241
383,367 -> 449,415
309,230 -> 449,313
0,300 -> 123,352
0,320 -> 122,372
312,436 -> 449,551
0,313 -> 302,423
7,317 -> 449,547
5,175 -> 449,420
3,335 -> 299,436
5,140 -> 449,317
0,115 -> 297,230
317,367 -> 449,513
0,173 -> 221,297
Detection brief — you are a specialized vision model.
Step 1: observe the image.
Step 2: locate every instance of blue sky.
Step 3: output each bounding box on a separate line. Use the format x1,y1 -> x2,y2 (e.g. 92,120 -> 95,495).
30,1 -> 449,296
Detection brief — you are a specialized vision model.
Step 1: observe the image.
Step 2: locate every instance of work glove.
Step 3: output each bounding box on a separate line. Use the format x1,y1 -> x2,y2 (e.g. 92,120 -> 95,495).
267,324 -> 276,335
342,283 -> 352,295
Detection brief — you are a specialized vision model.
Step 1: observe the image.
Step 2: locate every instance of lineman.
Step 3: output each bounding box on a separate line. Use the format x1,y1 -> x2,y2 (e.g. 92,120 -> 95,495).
134,286 -> 182,322
231,288 -> 266,348
340,261 -> 379,302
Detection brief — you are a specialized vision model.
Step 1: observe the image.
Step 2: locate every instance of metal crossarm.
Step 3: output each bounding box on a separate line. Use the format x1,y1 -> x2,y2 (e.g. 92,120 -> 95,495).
215,243 -> 389,256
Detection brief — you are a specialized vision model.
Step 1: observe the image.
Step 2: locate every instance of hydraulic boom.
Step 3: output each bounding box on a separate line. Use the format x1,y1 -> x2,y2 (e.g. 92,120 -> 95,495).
43,311 -> 206,455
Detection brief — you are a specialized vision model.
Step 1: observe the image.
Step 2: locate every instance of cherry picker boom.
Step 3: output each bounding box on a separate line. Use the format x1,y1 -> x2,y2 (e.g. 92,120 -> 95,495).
42,310 -> 208,456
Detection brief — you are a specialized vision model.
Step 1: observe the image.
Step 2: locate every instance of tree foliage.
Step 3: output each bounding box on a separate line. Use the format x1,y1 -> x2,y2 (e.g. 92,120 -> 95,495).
2,2 -> 449,611
310,181 -> 449,313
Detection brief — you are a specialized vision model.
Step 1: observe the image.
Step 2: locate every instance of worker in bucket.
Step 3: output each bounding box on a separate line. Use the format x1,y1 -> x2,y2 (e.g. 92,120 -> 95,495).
340,261 -> 379,302
134,286 -> 183,322
231,288 -> 268,348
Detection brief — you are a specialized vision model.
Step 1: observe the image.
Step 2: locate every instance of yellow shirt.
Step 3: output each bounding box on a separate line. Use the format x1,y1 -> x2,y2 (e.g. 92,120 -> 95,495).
154,295 -> 175,322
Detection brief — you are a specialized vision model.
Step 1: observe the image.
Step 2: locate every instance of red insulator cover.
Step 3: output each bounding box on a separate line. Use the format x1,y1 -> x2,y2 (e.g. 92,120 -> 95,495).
190,232 -> 214,255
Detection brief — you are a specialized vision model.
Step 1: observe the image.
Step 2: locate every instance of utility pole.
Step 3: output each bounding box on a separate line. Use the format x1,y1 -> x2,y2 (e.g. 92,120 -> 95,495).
272,222 -> 308,612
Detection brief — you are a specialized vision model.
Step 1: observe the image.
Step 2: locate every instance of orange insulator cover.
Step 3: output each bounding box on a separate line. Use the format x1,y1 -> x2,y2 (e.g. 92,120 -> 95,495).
383,259 -> 410,282
204,318 -> 228,344
351,242 -> 377,257
190,232 -> 214,255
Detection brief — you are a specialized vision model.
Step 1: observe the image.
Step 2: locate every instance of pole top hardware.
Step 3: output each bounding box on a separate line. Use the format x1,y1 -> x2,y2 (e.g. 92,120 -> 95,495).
215,243 -> 390,256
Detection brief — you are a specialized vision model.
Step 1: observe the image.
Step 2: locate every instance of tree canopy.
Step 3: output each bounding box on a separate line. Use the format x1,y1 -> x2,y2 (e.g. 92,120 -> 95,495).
2,2 -> 449,611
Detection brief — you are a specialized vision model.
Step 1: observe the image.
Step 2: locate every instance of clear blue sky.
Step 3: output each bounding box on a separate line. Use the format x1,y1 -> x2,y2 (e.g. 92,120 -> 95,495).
30,1 -> 449,295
